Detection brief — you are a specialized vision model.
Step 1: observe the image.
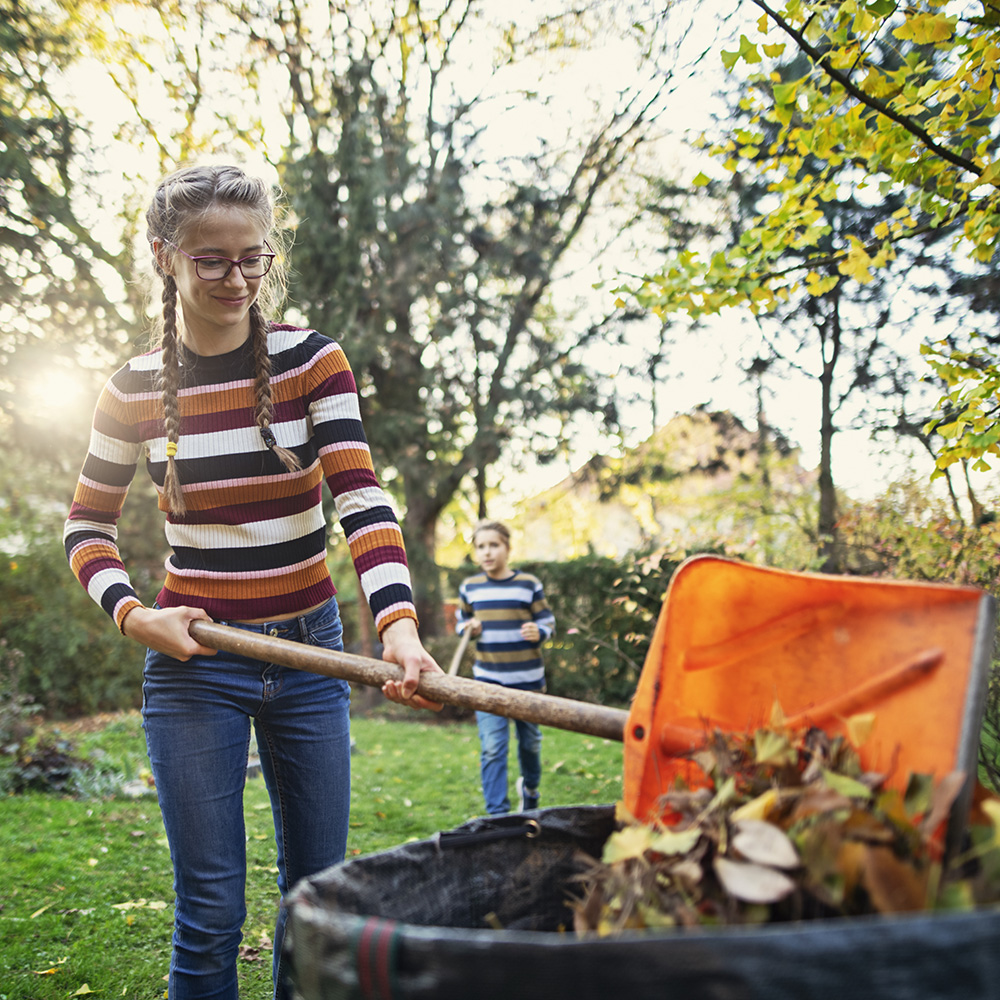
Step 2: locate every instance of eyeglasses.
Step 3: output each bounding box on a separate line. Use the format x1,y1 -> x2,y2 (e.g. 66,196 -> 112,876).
165,240 -> 276,281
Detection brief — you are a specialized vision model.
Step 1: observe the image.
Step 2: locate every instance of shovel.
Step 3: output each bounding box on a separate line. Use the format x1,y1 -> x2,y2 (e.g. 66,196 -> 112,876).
188,555 -> 996,844
447,627 -> 473,676
188,617 -> 626,741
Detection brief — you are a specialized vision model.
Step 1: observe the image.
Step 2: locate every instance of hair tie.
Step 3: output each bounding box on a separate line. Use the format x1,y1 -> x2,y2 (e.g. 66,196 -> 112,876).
165,441 -> 178,457
260,426 -> 277,450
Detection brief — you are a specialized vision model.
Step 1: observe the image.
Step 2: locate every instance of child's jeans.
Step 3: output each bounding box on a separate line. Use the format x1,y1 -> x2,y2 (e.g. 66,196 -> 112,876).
475,709 -> 542,814
142,597 -> 351,1000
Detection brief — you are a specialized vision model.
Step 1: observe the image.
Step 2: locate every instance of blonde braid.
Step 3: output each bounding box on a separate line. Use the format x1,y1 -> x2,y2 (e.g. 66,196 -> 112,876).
250,302 -> 301,473
160,275 -> 187,515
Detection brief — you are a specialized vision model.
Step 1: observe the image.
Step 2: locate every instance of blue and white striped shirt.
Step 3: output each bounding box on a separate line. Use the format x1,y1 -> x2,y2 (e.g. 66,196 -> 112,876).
456,570 -> 556,690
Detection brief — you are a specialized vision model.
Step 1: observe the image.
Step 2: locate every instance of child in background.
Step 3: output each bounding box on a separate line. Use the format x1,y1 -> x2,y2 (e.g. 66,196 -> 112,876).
456,520 -> 556,814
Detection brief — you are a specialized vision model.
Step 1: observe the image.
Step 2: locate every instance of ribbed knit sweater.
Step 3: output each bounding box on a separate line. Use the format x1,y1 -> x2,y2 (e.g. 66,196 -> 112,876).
64,324 -> 416,634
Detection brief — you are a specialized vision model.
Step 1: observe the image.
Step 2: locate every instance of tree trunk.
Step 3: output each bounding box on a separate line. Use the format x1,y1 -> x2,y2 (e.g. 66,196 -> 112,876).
401,494 -> 445,637
818,301 -> 841,572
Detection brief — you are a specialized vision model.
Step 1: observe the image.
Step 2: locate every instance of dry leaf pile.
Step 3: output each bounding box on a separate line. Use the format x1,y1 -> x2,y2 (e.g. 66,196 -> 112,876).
571,723 -> 1000,936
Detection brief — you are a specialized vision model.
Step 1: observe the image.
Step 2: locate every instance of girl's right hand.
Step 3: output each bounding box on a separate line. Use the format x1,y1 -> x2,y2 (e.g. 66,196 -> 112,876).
121,606 -> 218,661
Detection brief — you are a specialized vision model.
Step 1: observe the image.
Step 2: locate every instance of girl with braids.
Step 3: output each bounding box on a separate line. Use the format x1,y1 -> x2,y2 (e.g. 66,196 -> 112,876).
64,163 -> 441,999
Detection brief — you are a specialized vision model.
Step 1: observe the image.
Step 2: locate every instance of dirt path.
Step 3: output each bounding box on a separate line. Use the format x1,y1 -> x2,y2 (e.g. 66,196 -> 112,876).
40,710 -> 142,735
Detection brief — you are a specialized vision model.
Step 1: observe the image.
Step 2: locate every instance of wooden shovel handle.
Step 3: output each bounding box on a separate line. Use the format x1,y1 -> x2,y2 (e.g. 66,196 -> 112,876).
448,627 -> 473,676
189,620 -> 626,743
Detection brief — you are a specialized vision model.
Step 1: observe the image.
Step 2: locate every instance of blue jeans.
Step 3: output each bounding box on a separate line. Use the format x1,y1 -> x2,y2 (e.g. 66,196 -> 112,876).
142,598 -> 351,1000
475,710 -> 542,815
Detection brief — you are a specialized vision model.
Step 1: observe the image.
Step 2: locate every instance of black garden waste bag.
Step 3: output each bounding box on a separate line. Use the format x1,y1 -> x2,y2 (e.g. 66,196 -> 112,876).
284,805 -> 1000,1000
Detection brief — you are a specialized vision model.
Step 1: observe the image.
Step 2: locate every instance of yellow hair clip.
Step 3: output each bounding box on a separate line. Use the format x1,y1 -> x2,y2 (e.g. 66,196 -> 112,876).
166,441 -> 178,457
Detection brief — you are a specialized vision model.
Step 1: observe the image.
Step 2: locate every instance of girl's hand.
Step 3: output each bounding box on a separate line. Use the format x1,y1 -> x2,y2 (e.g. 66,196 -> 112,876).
380,618 -> 444,712
121,605 -> 218,661
520,621 -> 541,643
466,618 -> 483,637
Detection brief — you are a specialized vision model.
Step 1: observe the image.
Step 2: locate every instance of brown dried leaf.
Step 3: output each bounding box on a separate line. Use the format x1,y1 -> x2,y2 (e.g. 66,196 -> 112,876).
861,846 -> 927,913
669,858 -> 704,888
791,787 -> 853,821
842,808 -> 896,844
919,771 -> 967,839
690,748 -> 719,776
836,841 -> 867,899
730,819 -> 799,870
714,856 -> 796,904
857,770 -> 888,791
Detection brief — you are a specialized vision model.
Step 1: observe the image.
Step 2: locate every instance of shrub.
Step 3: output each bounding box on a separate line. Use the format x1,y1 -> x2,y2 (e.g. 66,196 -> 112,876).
0,638 -> 91,794
0,506 -> 141,717
445,547 -> 727,707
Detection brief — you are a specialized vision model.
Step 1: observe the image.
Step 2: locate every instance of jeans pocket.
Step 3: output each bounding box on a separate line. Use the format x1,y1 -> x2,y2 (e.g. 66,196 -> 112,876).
306,599 -> 344,650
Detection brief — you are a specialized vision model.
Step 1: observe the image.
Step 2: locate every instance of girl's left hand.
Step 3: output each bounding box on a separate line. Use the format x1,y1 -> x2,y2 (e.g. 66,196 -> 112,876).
380,618 -> 444,712
520,621 -> 541,643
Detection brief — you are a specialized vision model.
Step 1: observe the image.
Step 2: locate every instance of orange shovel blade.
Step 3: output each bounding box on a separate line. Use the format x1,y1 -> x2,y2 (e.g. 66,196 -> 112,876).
623,555 -> 995,834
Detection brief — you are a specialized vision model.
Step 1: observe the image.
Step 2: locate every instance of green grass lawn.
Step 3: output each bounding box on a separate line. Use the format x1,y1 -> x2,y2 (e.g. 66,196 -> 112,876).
0,708 -> 623,1000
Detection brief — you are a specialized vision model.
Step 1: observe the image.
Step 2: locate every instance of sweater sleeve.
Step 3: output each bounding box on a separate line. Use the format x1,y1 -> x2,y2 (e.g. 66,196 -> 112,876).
63,378 -> 146,632
306,341 -> 418,636
455,581 -> 475,635
531,578 -> 556,640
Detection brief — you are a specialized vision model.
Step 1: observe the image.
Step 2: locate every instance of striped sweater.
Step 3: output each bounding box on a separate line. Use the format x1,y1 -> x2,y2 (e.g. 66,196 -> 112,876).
455,571 -> 555,690
64,324 -> 416,635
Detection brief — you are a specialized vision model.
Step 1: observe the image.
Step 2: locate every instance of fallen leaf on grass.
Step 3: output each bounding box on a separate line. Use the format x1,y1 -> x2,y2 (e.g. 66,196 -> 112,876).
30,902 -> 54,919
73,985 -> 98,995
33,957 -> 68,975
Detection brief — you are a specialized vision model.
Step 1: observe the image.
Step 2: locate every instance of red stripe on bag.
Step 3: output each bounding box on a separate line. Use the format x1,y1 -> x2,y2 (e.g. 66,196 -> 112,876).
357,917 -> 378,998
375,919 -> 398,1000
